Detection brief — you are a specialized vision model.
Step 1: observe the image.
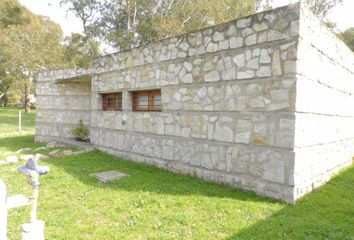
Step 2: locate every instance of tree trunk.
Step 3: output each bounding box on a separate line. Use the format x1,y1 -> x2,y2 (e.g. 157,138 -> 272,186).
127,0 -> 131,31
24,79 -> 31,113
0,86 -> 10,107
0,93 -> 5,107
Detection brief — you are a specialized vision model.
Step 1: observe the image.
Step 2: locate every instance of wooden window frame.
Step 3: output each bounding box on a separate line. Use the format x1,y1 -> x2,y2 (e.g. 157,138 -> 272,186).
132,89 -> 161,112
102,92 -> 122,111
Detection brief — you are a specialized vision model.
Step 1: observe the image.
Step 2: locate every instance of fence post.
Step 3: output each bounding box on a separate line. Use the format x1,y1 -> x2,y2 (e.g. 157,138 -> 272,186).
18,110 -> 22,133
0,180 -> 7,240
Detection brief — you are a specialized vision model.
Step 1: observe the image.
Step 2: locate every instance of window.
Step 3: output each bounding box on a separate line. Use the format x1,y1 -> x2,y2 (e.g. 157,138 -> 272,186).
102,92 -> 122,111
132,89 -> 161,111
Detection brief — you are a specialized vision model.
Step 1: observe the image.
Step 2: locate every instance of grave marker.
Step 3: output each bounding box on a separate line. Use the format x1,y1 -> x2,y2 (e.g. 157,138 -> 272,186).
0,180 -> 7,240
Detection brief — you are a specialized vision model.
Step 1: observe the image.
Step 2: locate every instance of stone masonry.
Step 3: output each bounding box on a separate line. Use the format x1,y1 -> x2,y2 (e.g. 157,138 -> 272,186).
34,3 -> 354,203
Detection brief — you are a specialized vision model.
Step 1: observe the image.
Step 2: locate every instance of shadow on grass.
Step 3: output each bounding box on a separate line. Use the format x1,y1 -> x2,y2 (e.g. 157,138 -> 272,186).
47,149 -> 354,239
0,135 -> 44,152
0,136 -> 274,203
46,149 -> 277,204
226,165 -> 354,239
36,138 -> 354,239
2,135 -> 353,239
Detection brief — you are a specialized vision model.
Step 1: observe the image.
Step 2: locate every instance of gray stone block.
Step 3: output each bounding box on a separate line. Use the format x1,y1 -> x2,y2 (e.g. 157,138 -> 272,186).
90,170 -> 129,182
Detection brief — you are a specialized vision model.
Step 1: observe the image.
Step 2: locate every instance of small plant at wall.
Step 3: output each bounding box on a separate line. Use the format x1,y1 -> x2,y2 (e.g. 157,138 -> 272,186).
72,120 -> 89,142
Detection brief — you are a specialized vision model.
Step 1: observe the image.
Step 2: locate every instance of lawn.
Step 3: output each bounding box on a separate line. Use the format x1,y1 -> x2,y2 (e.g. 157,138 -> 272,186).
0,107 -> 35,135
1,107 -> 353,239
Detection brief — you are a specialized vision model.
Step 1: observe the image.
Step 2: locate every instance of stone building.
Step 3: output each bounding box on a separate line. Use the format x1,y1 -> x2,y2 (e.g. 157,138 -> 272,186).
34,3 -> 354,203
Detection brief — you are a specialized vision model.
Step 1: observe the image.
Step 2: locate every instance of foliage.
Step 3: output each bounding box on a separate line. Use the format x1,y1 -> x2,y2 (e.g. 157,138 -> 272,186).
0,0 -> 28,107
0,0 -> 67,111
0,0 -> 99,109
150,0 -> 256,42
339,27 -> 354,52
63,33 -> 100,68
61,0 -> 258,51
60,0 -> 99,36
1,14 -> 66,72
301,0 -> 353,51
60,0 -> 101,53
72,119 -> 89,141
0,132 -> 352,239
306,0 -> 343,20
0,0 -> 29,28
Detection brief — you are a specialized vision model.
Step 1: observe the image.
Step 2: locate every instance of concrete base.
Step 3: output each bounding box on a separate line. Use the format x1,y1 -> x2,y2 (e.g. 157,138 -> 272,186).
22,220 -> 45,240
90,170 -> 129,182
37,136 -> 93,150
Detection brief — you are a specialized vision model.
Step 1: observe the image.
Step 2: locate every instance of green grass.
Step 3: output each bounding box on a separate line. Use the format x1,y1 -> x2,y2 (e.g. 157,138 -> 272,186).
0,106 -> 78,158
1,107 -> 353,239
0,107 -> 35,135
0,135 -> 78,159
0,135 -> 353,239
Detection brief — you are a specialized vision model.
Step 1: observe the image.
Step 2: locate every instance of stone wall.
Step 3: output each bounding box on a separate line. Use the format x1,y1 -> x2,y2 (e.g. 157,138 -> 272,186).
293,6 -> 354,199
35,3 -> 354,203
35,69 -> 92,140
88,4 -> 300,203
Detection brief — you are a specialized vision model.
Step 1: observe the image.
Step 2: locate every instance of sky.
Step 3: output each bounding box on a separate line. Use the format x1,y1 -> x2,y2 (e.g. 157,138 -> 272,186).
270,0 -> 354,31
19,0 -> 83,36
19,0 -> 354,37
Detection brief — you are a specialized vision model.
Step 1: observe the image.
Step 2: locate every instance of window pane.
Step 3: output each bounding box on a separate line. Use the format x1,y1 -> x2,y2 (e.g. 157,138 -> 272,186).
153,95 -> 161,107
107,98 -> 115,108
138,95 -> 148,109
102,93 -> 122,111
132,90 -> 161,111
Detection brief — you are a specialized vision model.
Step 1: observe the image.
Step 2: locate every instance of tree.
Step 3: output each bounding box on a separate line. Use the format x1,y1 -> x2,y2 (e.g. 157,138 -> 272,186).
0,0 -> 29,28
61,0 -> 258,51
302,0 -> 353,51
151,0 -> 257,41
0,0 -> 66,112
0,0 -> 29,107
306,0 -> 343,20
1,0 -> 104,110
63,33 -> 100,68
60,0 -> 100,54
339,28 -> 354,52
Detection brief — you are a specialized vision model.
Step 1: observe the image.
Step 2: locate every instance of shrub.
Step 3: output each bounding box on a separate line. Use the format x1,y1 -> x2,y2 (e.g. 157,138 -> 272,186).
71,120 -> 89,141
